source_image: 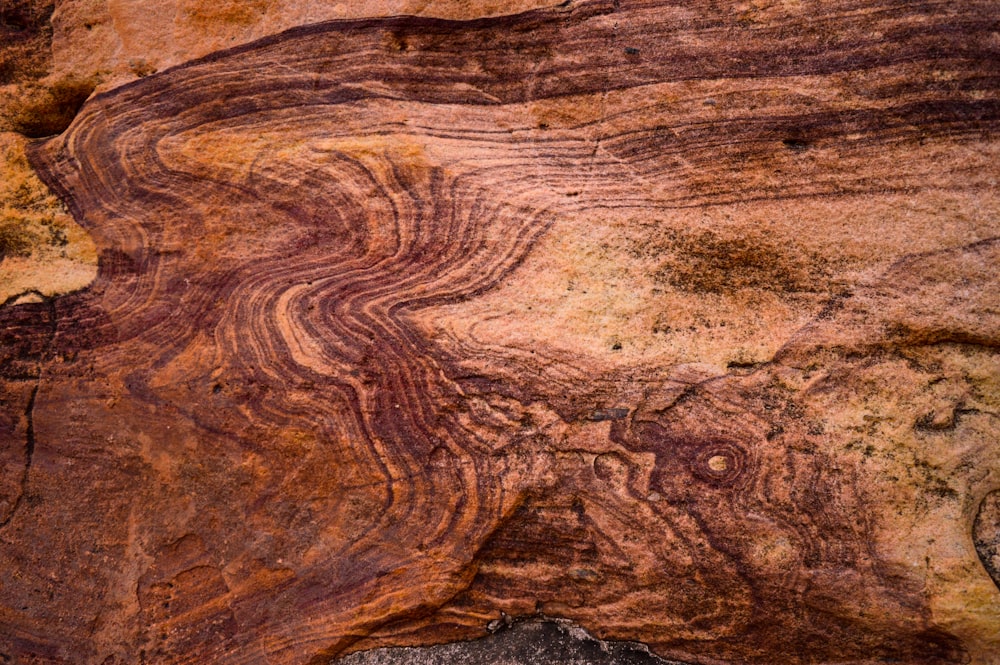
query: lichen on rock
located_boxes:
[0,132,96,303]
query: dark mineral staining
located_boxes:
[653,229,827,295]
[973,490,1000,590]
[0,0,54,85]
[588,408,629,421]
[7,75,98,138]
[782,138,810,151]
[0,221,38,259]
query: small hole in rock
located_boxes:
[782,138,809,152]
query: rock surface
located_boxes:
[0,132,96,303]
[1,1,999,664]
[0,0,99,300]
[335,618,681,665]
[49,0,561,90]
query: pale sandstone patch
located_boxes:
[0,132,97,302]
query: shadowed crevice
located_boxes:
[974,489,1000,591]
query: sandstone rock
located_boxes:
[50,0,562,91]
[0,132,96,303]
[0,0,52,88]
[0,0,99,298]
[1,1,560,296]
[1,1,998,664]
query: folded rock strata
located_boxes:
[0,1,998,664]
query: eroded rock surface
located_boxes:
[0,0,100,299]
[0,133,96,303]
[335,619,681,665]
[1,1,998,664]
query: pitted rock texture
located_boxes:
[335,619,681,665]
[1,1,999,664]
[0,0,52,87]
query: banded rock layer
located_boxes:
[2,1,1000,664]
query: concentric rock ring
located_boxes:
[689,440,747,487]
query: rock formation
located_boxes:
[1,1,998,664]
[336,618,682,665]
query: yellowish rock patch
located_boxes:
[0,132,97,303]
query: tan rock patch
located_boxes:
[0,132,96,302]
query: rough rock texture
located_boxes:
[1,1,999,664]
[0,0,99,300]
[335,618,681,665]
[0,133,96,303]
[0,0,96,138]
[0,0,53,88]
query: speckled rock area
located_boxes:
[335,619,681,665]
[0,1,998,664]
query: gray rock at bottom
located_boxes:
[334,619,685,665]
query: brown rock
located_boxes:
[50,0,562,90]
[0,0,52,88]
[1,1,999,664]
[0,0,99,298]
[1,1,559,295]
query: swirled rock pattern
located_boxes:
[47,0,562,89]
[2,1,999,664]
